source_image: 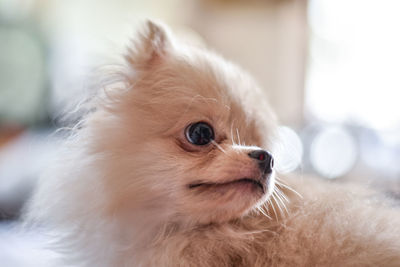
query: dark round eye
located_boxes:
[185,122,214,146]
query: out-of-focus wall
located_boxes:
[187,0,308,127]
[1,0,307,127]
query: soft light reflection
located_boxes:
[272,126,303,174]
[307,0,400,130]
[310,126,357,179]
[360,129,400,174]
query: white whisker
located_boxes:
[211,140,226,154]
[257,205,272,220]
[275,179,302,198]
[236,128,241,146]
[272,193,283,216]
[275,187,290,203]
[230,124,236,146]
[274,191,289,215]
[268,195,279,221]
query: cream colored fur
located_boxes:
[25,20,400,267]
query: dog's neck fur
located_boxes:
[116,207,283,267]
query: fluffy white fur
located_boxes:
[25,20,400,267]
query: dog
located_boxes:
[26,20,400,267]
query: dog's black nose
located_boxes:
[248,150,274,174]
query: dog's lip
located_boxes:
[188,177,265,193]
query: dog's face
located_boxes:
[94,21,277,225]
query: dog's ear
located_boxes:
[126,20,173,69]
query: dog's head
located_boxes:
[92,21,277,225]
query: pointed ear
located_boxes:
[126,20,173,69]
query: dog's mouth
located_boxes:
[188,178,265,194]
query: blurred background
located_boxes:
[0,0,399,265]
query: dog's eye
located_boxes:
[185,122,214,146]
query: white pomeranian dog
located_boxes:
[26,20,400,267]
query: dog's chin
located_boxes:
[183,173,275,224]
[188,177,266,195]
